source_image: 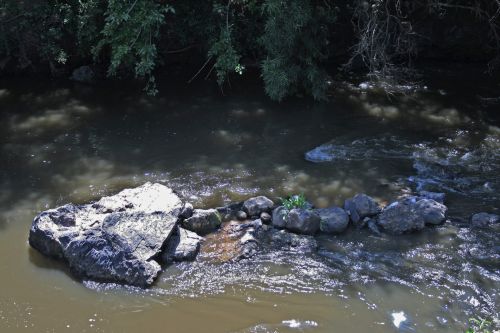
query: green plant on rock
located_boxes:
[466,316,494,333]
[281,193,308,211]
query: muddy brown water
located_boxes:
[0,70,499,332]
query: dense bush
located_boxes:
[0,0,498,99]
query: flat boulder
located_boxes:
[242,196,274,217]
[315,207,349,234]
[29,183,183,287]
[181,209,222,235]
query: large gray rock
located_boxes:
[414,199,447,225]
[316,207,349,234]
[377,200,425,234]
[344,194,381,226]
[242,196,274,217]
[181,209,221,235]
[29,183,183,287]
[471,212,500,228]
[286,208,320,235]
[162,227,203,263]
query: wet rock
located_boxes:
[377,200,425,234]
[260,212,272,224]
[29,183,183,287]
[70,65,94,83]
[471,212,500,228]
[236,210,247,221]
[315,207,349,234]
[216,201,243,219]
[415,199,447,225]
[418,191,445,204]
[242,196,274,217]
[367,218,382,235]
[286,208,320,235]
[162,227,203,263]
[269,229,318,254]
[272,206,288,228]
[344,194,380,226]
[179,203,194,219]
[182,209,222,235]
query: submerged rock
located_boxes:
[471,212,500,228]
[182,209,222,235]
[29,183,183,287]
[242,196,274,217]
[315,207,349,234]
[286,208,320,235]
[418,191,445,204]
[162,227,203,263]
[269,229,318,254]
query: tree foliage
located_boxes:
[0,0,498,99]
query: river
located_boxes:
[0,68,498,332]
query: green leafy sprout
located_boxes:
[281,193,309,211]
[466,316,494,333]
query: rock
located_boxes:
[260,212,272,224]
[269,229,318,254]
[216,201,243,219]
[418,191,445,204]
[414,199,447,225]
[272,206,288,228]
[29,183,183,287]
[471,212,500,228]
[367,218,382,235]
[162,227,203,263]
[377,200,425,234]
[242,196,274,217]
[181,209,221,235]
[344,194,381,224]
[70,66,94,83]
[179,203,194,219]
[236,210,247,221]
[286,208,320,235]
[315,207,349,234]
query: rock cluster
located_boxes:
[33,183,489,289]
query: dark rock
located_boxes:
[377,200,425,234]
[29,183,183,287]
[315,207,349,234]
[260,212,272,224]
[179,203,194,219]
[269,229,318,254]
[242,196,274,217]
[414,199,447,225]
[344,194,381,225]
[236,210,247,221]
[70,66,94,83]
[418,191,445,204]
[162,227,203,263]
[367,218,382,235]
[286,208,320,235]
[216,201,244,218]
[471,212,500,228]
[272,206,288,228]
[182,209,222,235]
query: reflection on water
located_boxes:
[0,72,498,332]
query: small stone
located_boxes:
[162,227,203,263]
[260,212,272,224]
[182,209,222,235]
[236,211,247,221]
[179,203,194,219]
[242,196,274,217]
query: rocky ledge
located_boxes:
[29,183,498,288]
